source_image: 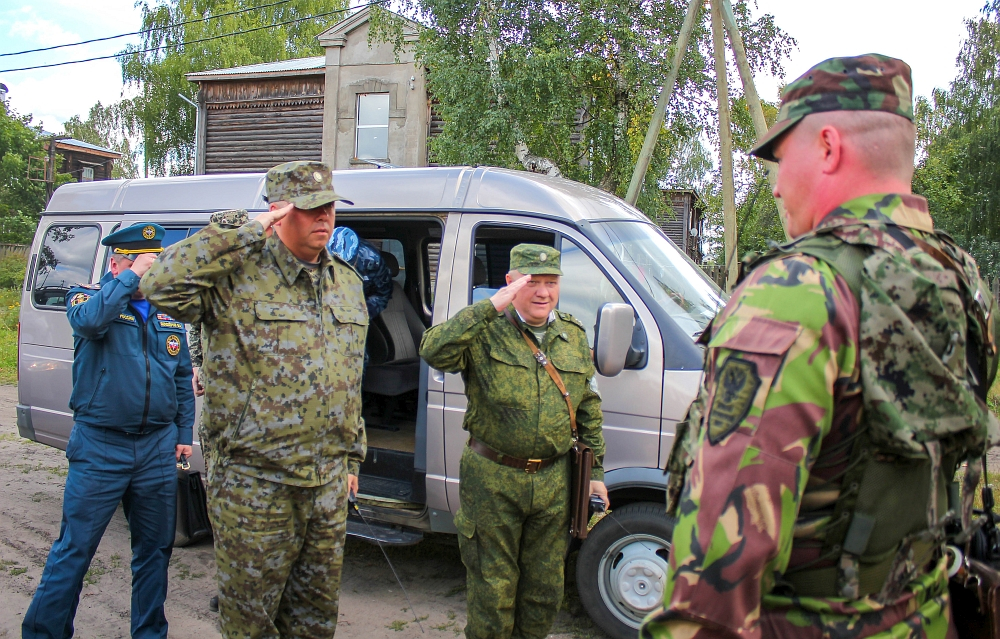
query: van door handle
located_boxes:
[430,369,444,384]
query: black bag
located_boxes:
[175,469,212,546]
[950,457,1000,638]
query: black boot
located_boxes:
[209,595,219,612]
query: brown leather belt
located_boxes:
[467,437,561,474]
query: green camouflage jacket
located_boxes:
[419,299,605,480]
[143,220,368,484]
[642,193,997,639]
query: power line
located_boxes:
[0,2,382,74]
[0,0,295,59]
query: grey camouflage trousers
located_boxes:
[207,457,349,639]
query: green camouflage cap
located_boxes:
[265,160,354,210]
[750,54,914,162]
[209,209,249,227]
[510,244,562,276]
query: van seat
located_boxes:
[363,254,424,398]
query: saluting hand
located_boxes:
[490,274,532,312]
[256,203,293,232]
[129,253,157,277]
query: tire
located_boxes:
[576,501,674,639]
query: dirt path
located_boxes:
[0,386,605,638]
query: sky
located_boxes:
[0,0,990,135]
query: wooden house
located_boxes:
[659,189,704,263]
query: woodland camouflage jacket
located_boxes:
[143,220,369,485]
[419,299,606,480]
[642,193,999,639]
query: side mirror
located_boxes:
[593,303,634,377]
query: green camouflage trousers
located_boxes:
[455,446,572,639]
[207,457,349,639]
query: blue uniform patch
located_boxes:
[117,313,137,324]
[69,292,90,307]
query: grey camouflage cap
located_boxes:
[209,209,249,227]
[265,161,354,209]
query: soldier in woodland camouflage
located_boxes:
[642,55,1000,639]
[143,161,366,639]
[419,244,608,639]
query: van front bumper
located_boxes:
[16,404,36,441]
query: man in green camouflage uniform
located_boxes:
[419,244,608,639]
[641,55,1000,639]
[144,161,367,639]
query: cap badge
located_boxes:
[313,171,324,182]
[165,334,181,357]
[142,226,156,240]
[539,253,547,262]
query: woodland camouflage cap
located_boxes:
[265,161,354,209]
[750,54,914,162]
[510,244,562,276]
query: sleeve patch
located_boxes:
[708,358,761,445]
[69,292,91,306]
[716,316,801,355]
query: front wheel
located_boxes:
[576,501,674,639]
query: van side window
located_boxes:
[558,238,625,346]
[470,225,555,305]
[32,225,101,309]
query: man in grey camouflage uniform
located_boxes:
[186,208,249,615]
[144,161,367,638]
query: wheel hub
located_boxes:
[598,534,669,627]
[613,551,665,612]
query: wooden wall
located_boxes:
[201,75,325,174]
[57,148,115,181]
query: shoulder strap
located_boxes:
[793,240,868,303]
[504,309,578,440]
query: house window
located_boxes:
[356,93,390,160]
[81,167,94,182]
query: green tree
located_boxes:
[914,3,1000,277]
[119,0,351,176]
[0,102,70,244]
[376,0,793,219]
[62,101,141,180]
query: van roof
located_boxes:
[45,166,651,224]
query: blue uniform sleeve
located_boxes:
[66,271,140,340]
[173,332,196,446]
[356,239,393,318]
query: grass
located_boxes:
[0,287,20,385]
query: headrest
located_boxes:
[381,251,400,277]
[473,256,488,286]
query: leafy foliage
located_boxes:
[914,4,1000,277]
[62,102,141,180]
[378,0,794,221]
[0,102,70,244]
[118,0,351,176]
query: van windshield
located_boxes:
[589,221,726,339]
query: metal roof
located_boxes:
[44,166,651,224]
[186,56,325,81]
[56,138,122,157]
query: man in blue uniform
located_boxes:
[22,223,196,639]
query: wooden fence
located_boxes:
[0,244,29,261]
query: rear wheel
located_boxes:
[576,501,673,639]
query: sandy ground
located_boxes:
[0,386,606,638]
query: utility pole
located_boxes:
[627,0,786,290]
[710,1,738,291]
